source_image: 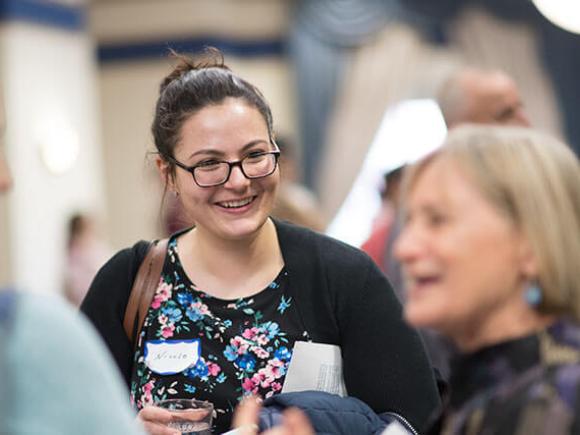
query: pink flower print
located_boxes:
[251,372,266,386]
[264,364,281,380]
[256,334,269,346]
[158,314,169,326]
[192,301,209,316]
[242,377,256,393]
[251,371,272,389]
[242,327,260,340]
[141,380,155,406]
[270,358,285,368]
[161,324,175,338]
[271,382,282,392]
[151,280,172,309]
[230,336,250,355]
[251,346,270,359]
[207,362,221,377]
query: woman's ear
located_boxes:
[155,154,177,193]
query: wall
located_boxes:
[0,1,106,294]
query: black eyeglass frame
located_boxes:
[163,150,281,188]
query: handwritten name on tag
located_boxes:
[144,339,200,375]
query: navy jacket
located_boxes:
[259,391,417,435]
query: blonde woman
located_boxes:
[396,125,580,434]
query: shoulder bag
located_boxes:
[122,239,168,349]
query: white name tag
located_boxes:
[144,339,201,375]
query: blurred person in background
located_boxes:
[360,166,403,269]
[0,147,12,193]
[437,68,530,128]
[365,66,532,278]
[0,142,142,434]
[270,135,326,232]
[396,125,580,435]
[64,212,111,307]
[81,49,440,434]
[362,67,533,381]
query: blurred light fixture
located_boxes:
[531,0,580,34]
[38,118,80,175]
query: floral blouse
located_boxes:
[130,237,308,433]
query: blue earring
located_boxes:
[524,281,543,307]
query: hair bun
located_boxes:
[160,47,228,93]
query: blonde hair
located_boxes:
[403,125,580,320]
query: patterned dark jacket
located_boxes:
[428,321,580,435]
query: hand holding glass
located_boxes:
[155,399,214,434]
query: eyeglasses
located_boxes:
[164,150,281,187]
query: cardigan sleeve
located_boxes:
[337,257,440,432]
[80,241,149,387]
[273,220,440,431]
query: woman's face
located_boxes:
[395,157,535,348]
[163,98,279,241]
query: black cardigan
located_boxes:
[81,220,440,430]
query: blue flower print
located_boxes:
[186,304,203,322]
[224,345,238,362]
[184,359,209,379]
[216,373,227,384]
[277,296,292,314]
[274,346,292,362]
[184,384,197,394]
[161,305,183,323]
[177,292,193,307]
[264,322,280,339]
[237,354,257,372]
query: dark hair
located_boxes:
[152,48,275,173]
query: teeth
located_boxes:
[220,197,253,208]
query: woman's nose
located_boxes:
[224,164,250,189]
[394,225,421,264]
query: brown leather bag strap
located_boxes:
[123,238,168,349]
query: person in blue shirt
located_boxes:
[0,142,143,435]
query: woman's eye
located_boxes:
[428,213,447,227]
[197,160,220,168]
[245,151,267,162]
[195,160,223,172]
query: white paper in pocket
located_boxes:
[144,339,200,375]
[282,341,347,397]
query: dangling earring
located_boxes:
[524,281,543,307]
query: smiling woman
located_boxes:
[81,48,440,435]
[396,125,580,435]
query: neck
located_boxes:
[452,299,555,353]
[179,219,283,297]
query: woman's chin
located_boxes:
[404,304,443,331]
[214,215,269,241]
